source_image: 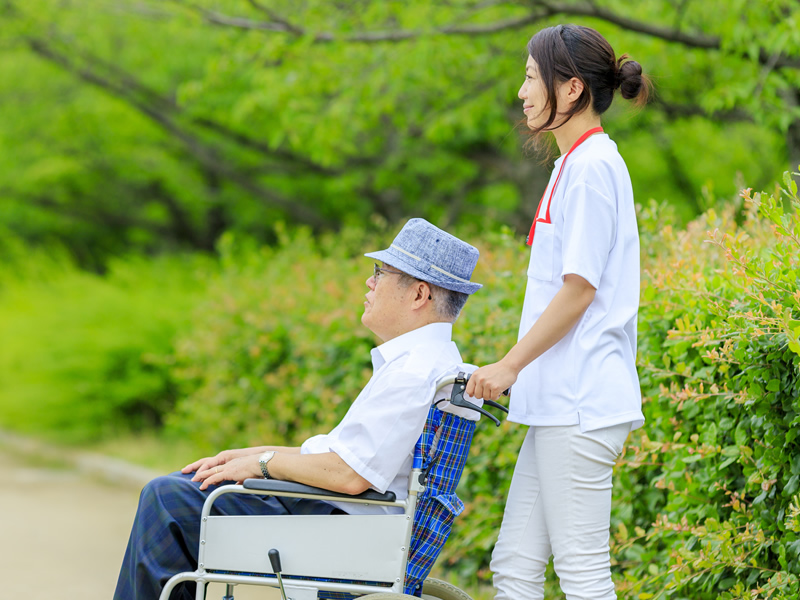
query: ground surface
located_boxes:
[0,445,274,599]
[1,446,141,599]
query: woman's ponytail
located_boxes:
[616,54,650,105]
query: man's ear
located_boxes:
[411,281,433,307]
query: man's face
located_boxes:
[362,263,413,342]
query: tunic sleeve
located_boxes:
[560,181,616,289]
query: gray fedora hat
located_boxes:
[365,218,482,295]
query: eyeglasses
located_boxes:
[373,263,406,281]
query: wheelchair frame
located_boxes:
[159,373,504,600]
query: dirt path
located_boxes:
[0,447,140,599]
[0,446,273,600]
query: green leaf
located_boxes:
[722,444,740,457]
[785,475,800,496]
[784,171,798,196]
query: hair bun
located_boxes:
[616,58,644,100]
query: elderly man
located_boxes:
[114,218,482,600]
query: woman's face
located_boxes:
[519,55,578,130]
[518,55,550,130]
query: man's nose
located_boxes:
[366,275,376,290]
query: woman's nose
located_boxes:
[518,83,526,99]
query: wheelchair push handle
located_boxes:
[419,372,509,485]
[436,371,509,427]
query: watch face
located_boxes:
[259,451,275,479]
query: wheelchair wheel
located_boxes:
[421,578,474,600]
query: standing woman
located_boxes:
[465,24,649,599]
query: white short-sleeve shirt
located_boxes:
[509,133,645,432]
[301,322,477,515]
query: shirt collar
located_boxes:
[554,131,608,167]
[370,322,454,370]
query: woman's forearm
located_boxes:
[466,273,596,400]
[503,273,596,373]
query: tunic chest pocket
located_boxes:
[527,221,556,281]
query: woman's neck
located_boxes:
[551,111,602,156]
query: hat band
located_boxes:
[430,265,470,284]
[390,244,471,285]
[390,244,421,261]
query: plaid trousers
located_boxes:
[114,471,340,600]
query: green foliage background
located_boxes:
[0,234,213,440]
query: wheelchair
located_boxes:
[159,373,507,600]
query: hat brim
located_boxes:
[365,249,482,295]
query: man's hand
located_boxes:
[182,448,263,478]
[194,454,263,491]
[466,360,519,401]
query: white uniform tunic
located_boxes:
[301,322,477,515]
[508,133,645,432]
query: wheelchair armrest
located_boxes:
[242,478,397,503]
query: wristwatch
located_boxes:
[258,450,276,479]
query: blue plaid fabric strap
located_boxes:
[403,405,476,596]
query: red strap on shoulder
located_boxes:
[526,127,604,246]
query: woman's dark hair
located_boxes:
[525,24,651,139]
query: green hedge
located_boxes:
[611,174,800,599]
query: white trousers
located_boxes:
[491,423,630,600]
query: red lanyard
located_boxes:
[526,127,604,245]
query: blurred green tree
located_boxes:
[0,0,795,265]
